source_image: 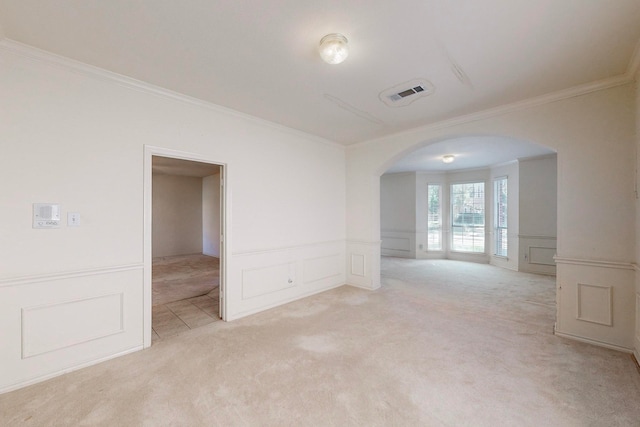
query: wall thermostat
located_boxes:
[33,203,61,228]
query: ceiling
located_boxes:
[385,136,554,173]
[1,1,639,146]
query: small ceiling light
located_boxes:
[442,154,455,164]
[319,33,349,65]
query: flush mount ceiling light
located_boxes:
[319,33,349,64]
[442,154,455,164]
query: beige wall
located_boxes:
[152,173,203,258]
[518,155,557,275]
[202,173,220,257]
[380,173,417,258]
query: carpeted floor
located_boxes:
[1,258,639,426]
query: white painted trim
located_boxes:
[21,292,125,359]
[554,328,634,354]
[348,74,631,150]
[347,240,382,246]
[226,282,345,321]
[518,235,557,240]
[576,283,613,326]
[0,39,343,150]
[232,239,345,256]
[143,145,230,348]
[518,153,558,163]
[0,264,143,288]
[0,345,143,395]
[554,256,635,271]
[347,282,379,291]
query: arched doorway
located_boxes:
[379,135,557,275]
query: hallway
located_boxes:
[152,254,220,341]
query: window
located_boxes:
[494,177,508,257]
[427,184,442,251]
[451,182,485,253]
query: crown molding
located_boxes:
[1,37,635,152]
[348,72,633,150]
[517,153,557,163]
[0,39,345,150]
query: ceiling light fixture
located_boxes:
[319,33,349,65]
[442,154,455,164]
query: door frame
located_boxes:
[143,145,228,348]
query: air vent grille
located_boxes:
[379,80,435,107]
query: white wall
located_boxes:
[152,173,203,257]
[380,173,417,258]
[347,83,636,352]
[490,161,520,271]
[518,155,557,275]
[0,42,346,392]
[202,173,220,257]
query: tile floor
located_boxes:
[152,292,220,342]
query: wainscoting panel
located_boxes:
[303,254,342,285]
[381,230,415,258]
[229,240,346,320]
[346,240,380,290]
[576,283,612,326]
[242,263,295,299]
[0,266,143,393]
[350,254,366,276]
[519,235,556,275]
[22,293,124,358]
[555,258,634,351]
[529,246,556,266]
[382,237,411,252]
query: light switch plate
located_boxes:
[67,212,80,227]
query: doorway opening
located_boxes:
[143,147,226,347]
[379,135,557,274]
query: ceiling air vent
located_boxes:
[380,79,435,107]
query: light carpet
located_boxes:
[1,258,639,426]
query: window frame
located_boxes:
[493,176,508,258]
[427,183,443,251]
[450,181,486,254]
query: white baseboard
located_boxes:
[554,328,634,353]
[226,282,345,321]
[0,345,143,395]
[346,282,379,291]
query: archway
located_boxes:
[345,86,636,352]
[379,135,557,275]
